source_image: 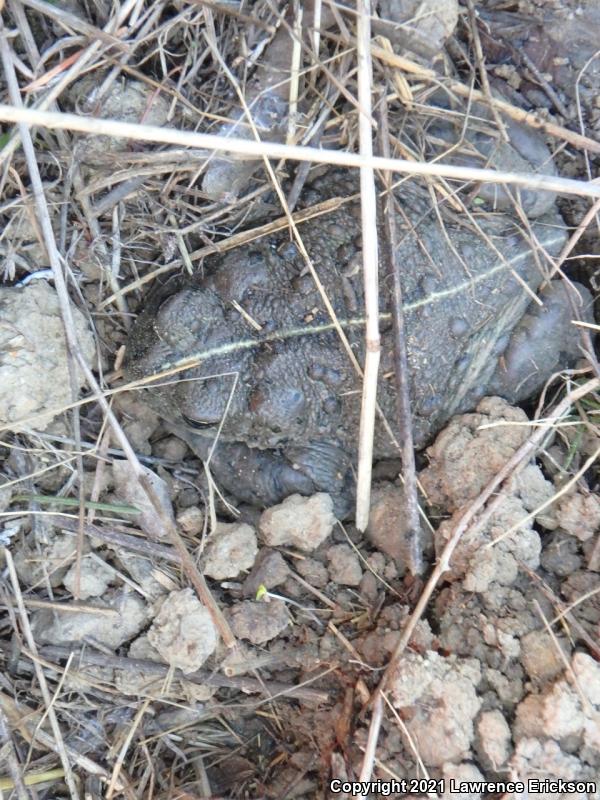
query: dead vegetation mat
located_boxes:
[0,1,599,798]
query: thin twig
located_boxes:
[355,0,380,531]
[38,645,330,703]
[286,4,303,146]
[53,517,181,560]
[378,96,422,575]
[508,42,569,119]
[356,691,383,798]
[1,105,600,198]
[465,0,509,142]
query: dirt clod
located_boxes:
[441,762,485,800]
[147,588,218,673]
[367,484,412,567]
[258,493,336,551]
[326,543,362,585]
[476,709,512,771]
[295,556,329,588]
[242,548,289,597]
[202,521,258,580]
[33,591,149,649]
[420,396,531,511]
[520,630,570,683]
[0,283,94,431]
[389,650,482,766]
[176,505,204,536]
[556,491,600,541]
[228,599,290,644]
[62,554,114,599]
[69,76,171,163]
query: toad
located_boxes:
[126,169,591,516]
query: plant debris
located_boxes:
[0,0,599,797]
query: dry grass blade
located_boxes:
[3,550,80,800]
[355,0,380,532]
[1,597,120,615]
[465,0,508,142]
[106,698,151,799]
[1,104,600,198]
[0,705,30,800]
[369,42,600,155]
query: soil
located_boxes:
[0,1,599,799]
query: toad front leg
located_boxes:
[178,428,354,518]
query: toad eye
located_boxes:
[182,413,218,430]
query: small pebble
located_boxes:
[203,522,258,580]
[229,599,290,644]
[327,543,362,586]
[177,506,204,536]
[242,548,289,597]
[259,493,336,551]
